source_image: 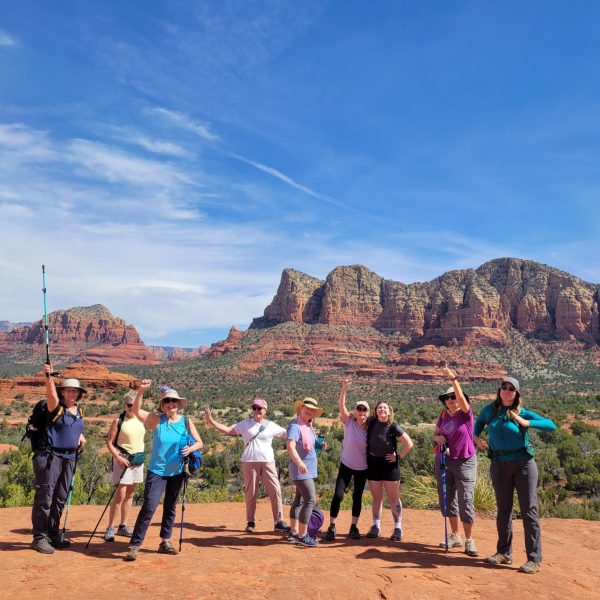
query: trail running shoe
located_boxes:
[157,540,178,555]
[440,532,462,548]
[390,528,403,542]
[124,545,140,561]
[274,520,291,532]
[287,532,300,543]
[465,538,479,557]
[349,524,361,540]
[366,525,380,538]
[485,552,512,565]
[245,521,255,533]
[31,538,55,554]
[104,527,115,542]
[118,524,133,537]
[50,537,71,549]
[295,534,319,548]
[519,561,541,574]
[324,524,336,541]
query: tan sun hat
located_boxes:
[293,397,324,417]
[56,378,88,394]
[159,389,187,410]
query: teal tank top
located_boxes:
[148,415,186,476]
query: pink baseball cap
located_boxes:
[251,398,268,409]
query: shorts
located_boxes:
[112,460,144,485]
[367,453,400,482]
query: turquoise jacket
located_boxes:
[474,404,556,461]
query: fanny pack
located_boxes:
[487,446,535,460]
[117,448,147,466]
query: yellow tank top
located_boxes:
[115,415,146,454]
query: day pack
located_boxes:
[183,416,203,475]
[308,508,324,537]
[22,400,64,452]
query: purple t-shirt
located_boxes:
[435,407,476,461]
[341,418,368,471]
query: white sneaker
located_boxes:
[440,532,462,548]
[465,538,479,556]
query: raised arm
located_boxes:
[44,363,60,412]
[444,367,469,414]
[131,379,158,430]
[204,406,238,435]
[338,378,352,423]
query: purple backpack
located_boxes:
[308,508,324,537]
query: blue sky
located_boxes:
[1,1,599,348]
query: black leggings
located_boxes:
[329,462,368,519]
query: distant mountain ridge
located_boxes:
[251,258,600,346]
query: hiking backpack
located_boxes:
[22,400,64,452]
[183,416,203,475]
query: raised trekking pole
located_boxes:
[41,265,61,377]
[59,450,80,544]
[85,468,127,549]
[440,444,449,553]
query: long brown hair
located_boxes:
[493,388,521,413]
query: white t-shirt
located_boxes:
[233,418,286,462]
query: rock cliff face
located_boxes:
[252,259,600,345]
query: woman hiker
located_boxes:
[31,364,86,554]
[324,378,369,541]
[432,367,478,556]
[365,401,413,542]
[474,376,557,574]
[204,399,290,533]
[124,382,203,561]
[103,389,146,541]
[286,397,325,548]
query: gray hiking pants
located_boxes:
[290,478,317,525]
[490,458,542,562]
[435,454,477,524]
[31,451,76,541]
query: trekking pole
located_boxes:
[179,464,189,552]
[85,467,127,549]
[440,447,448,553]
[59,450,80,544]
[41,265,61,377]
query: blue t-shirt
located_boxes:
[148,415,186,476]
[287,421,317,480]
[46,405,84,458]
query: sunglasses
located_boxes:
[163,399,179,404]
[126,403,133,408]
[445,395,457,401]
[355,406,368,412]
[500,384,516,392]
[251,405,264,411]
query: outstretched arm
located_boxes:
[204,407,238,435]
[338,378,352,423]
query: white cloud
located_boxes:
[116,129,191,158]
[0,30,18,47]
[151,107,220,141]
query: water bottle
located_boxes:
[315,434,325,456]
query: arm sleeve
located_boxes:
[287,423,301,442]
[393,423,405,437]
[521,409,557,432]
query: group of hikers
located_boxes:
[30,363,556,574]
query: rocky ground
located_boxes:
[1,502,598,600]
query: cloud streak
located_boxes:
[151,107,220,141]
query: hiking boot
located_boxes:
[31,538,55,554]
[104,527,115,542]
[465,538,479,557]
[295,534,319,548]
[117,524,133,537]
[324,524,336,541]
[440,532,462,549]
[519,561,541,574]
[124,545,140,561]
[274,520,291,532]
[366,525,380,538]
[485,552,512,565]
[158,540,178,555]
[349,524,361,540]
[245,521,255,533]
[50,537,71,549]
[287,532,300,543]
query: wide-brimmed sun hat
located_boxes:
[159,389,187,410]
[56,378,87,394]
[293,397,324,417]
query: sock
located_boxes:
[373,519,381,528]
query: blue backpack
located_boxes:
[183,416,203,475]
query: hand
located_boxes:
[44,363,53,377]
[204,406,212,425]
[474,437,488,451]
[342,377,352,388]
[117,455,131,468]
[508,410,530,428]
[181,445,191,457]
[138,379,152,390]
[385,452,397,463]
[433,435,447,446]
[444,366,457,381]
[77,434,86,453]
[298,461,308,475]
